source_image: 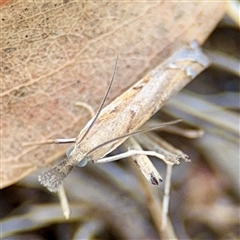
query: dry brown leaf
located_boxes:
[1,1,226,188]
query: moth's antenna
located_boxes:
[85,119,182,156]
[77,54,119,144]
[39,55,120,192]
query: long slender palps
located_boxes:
[39,159,75,192]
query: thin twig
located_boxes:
[205,49,240,76]
[168,91,239,135]
[161,164,173,230]
[58,185,70,219]
[129,156,178,239]
[226,0,240,27]
[74,101,95,118]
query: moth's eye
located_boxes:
[66,146,74,157]
[77,158,88,167]
[66,146,88,167]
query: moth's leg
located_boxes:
[23,138,76,146]
[135,133,190,163]
[124,137,163,186]
[95,150,166,163]
[24,101,95,147]
[95,148,179,165]
[94,138,165,185]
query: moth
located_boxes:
[38,56,177,192]
[38,43,208,192]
